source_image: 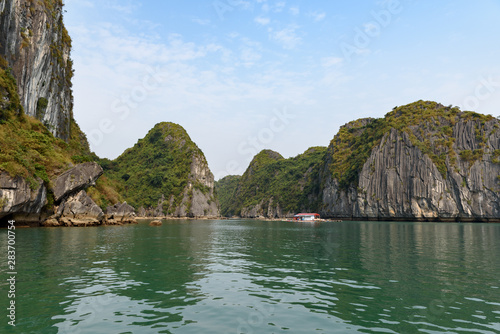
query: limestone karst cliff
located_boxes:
[217,148,326,218]
[102,122,219,218]
[320,101,500,221]
[218,101,500,222]
[0,0,105,225]
[0,0,74,140]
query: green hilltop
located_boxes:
[327,100,497,189]
[217,100,500,218]
[96,122,209,211]
[217,147,327,216]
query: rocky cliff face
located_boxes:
[157,151,219,218]
[321,101,500,221]
[240,197,292,218]
[0,172,47,221]
[182,153,219,217]
[0,0,73,140]
[221,101,500,222]
[0,162,107,225]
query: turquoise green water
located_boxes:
[1,220,500,333]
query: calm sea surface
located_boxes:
[1,220,500,333]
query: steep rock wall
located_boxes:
[164,152,219,218]
[0,0,73,140]
[321,118,500,221]
[240,197,294,218]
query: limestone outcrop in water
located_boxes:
[101,122,219,218]
[0,172,47,222]
[0,160,140,226]
[55,190,104,226]
[106,202,136,224]
[321,103,500,221]
[218,101,500,222]
[1,162,104,224]
[217,148,326,218]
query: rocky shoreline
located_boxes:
[0,162,136,227]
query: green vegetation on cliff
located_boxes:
[101,122,205,210]
[328,100,496,190]
[218,147,326,216]
[217,100,500,217]
[0,58,94,188]
[215,175,241,217]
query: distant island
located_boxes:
[217,101,500,222]
[1,0,500,225]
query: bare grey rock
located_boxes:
[56,190,104,222]
[52,162,103,202]
[137,207,147,217]
[321,118,500,221]
[0,172,46,220]
[106,202,136,223]
[158,152,219,218]
[240,198,293,218]
[0,0,73,140]
[106,202,135,216]
[0,162,105,224]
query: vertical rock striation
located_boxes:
[321,102,500,221]
[220,101,500,222]
[0,0,73,140]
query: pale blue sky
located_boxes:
[64,0,500,179]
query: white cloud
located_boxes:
[238,38,262,67]
[254,16,270,26]
[105,0,141,14]
[268,25,302,49]
[309,11,326,22]
[289,6,299,16]
[192,18,211,26]
[240,47,262,66]
[238,0,255,11]
[321,57,343,67]
[274,2,286,12]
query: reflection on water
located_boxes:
[0,220,499,333]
